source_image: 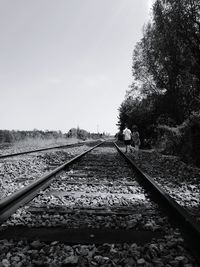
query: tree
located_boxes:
[118,0,200,143]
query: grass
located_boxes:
[10,137,81,150]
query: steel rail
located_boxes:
[114,142,200,264]
[0,141,104,225]
[0,140,100,159]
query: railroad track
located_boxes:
[0,140,102,200]
[0,140,100,159]
[0,141,199,266]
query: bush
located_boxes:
[156,112,200,165]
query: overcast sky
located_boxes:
[0,0,154,135]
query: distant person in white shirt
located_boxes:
[123,125,132,153]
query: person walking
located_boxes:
[123,125,132,153]
[131,125,141,159]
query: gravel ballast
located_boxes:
[0,143,199,266]
[129,149,200,223]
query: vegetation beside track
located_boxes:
[117,0,200,166]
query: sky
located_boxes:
[0,0,154,135]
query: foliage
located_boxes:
[117,94,157,144]
[0,127,106,144]
[67,127,106,140]
[118,0,200,150]
[156,112,200,165]
[0,129,65,143]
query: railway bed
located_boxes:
[0,140,101,159]
[125,146,200,224]
[0,142,199,266]
[0,142,99,200]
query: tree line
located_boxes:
[0,130,65,143]
[67,127,106,140]
[118,0,200,149]
[0,128,106,144]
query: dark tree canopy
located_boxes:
[118,0,200,143]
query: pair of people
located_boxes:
[123,125,140,158]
